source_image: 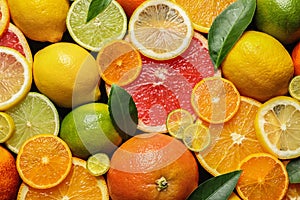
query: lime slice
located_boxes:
[166,108,194,139]
[86,153,110,176]
[289,75,300,101]
[66,0,127,51]
[183,123,211,152]
[5,92,59,154]
[0,112,15,143]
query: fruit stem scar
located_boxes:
[155,176,168,191]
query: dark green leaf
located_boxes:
[86,0,112,23]
[187,170,242,200]
[208,0,256,69]
[287,157,300,183]
[108,84,138,141]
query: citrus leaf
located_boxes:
[187,170,242,200]
[108,84,138,141]
[208,0,256,69]
[287,157,300,183]
[86,0,112,23]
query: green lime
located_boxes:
[254,0,300,44]
[66,0,127,51]
[5,92,60,153]
[289,75,300,101]
[60,103,122,159]
[0,112,15,143]
[87,153,110,176]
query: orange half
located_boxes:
[0,0,9,36]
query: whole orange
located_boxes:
[0,146,20,200]
[116,0,146,17]
[107,133,199,200]
[292,41,300,75]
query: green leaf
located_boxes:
[86,0,112,23]
[108,84,138,141]
[187,170,242,200]
[208,0,256,69]
[287,157,300,183]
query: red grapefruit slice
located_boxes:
[0,0,9,37]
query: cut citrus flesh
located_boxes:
[17,157,109,200]
[289,75,300,101]
[0,0,9,36]
[191,77,240,124]
[236,153,289,200]
[128,0,194,60]
[0,46,32,111]
[284,183,300,200]
[16,134,72,189]
[173,0,236,33]
[87,153,111,176]
[166,108,194,139]
[66,0,127,51]
[97,40,142,86]
[183,123,211,152]
[196,96,266,176]
[0,112,14,143]
[255,96,300,159]
[5,92,60,154]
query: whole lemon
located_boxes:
[7,0,69,42]
[221,31,294,102]
[33,42,101,108]
[254,0,300,44]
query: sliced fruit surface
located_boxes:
[87,153,111,176]
[289,75,300,101]
[0,112,14,143]
[0,0,10,36]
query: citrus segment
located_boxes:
[66,0,127,51]
[87,153,110,176]
[183,123,211,152]
[289,75,300,101]
[128,0,194,60]
[0,47,32,111]
[236,153,289,200]
[0,112,14,143]
[284,183,300,200]
[196,96,266,176]
[0,0,10,36]
[255,96,300,159]
[16,134,72,189]
[5,92,60,154]
[191,77,240,124]
[97,40,142,86]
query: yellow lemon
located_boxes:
[221,31,294,102]
[7,0,69,42]
[33,42,101,108]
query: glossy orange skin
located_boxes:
[107,133,199,200]
[116,0,146,17]
[292,41,300,75]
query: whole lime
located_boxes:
[254,0,300,44]
[60,103,122,159]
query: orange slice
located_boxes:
[191,77,240,124]
[17,157,109,200]
[16,134,72,189]
[97,40,142,86]
[0,0,9,36]
[173,0,236,33]
[236,153,289,200]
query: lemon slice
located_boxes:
[128,0,194,60]
[87,153,110,176]
[289,75,300,101]
[0,112,15,143]
[183,123,211,152]
[255,96,300,159]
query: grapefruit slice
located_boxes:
[116,32,219,133]
[0,0,9,36]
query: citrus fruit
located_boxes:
[0,0,10,36]
[7,0,69,42]
[17,157,109,200]
[166,108,195,139]
[289,75,300,101]
[16,134,72,189]
[0,146,20,200]
[0,46,32,111]
[97,39,142,86]
[236,153,289,200]
[33,42,101,108]
[196,96,266,176]
[0,23,33,66]
[221,31,294,102]
[292,41,300,75]
[283,183,300,200]
[255,96,300,159]
[116,0,145,16]
[128,0,194,60]
[173,0,236,33]
[60,103,122,159]
[254,0,300,44]
[87,153,110,176]
[229,192,241,200]
[191,77,240,124]
[5,92,60,154]
[66,0,127,51]
[118,32,217,133]
[0,112,14,143]
[107,133,199,200]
